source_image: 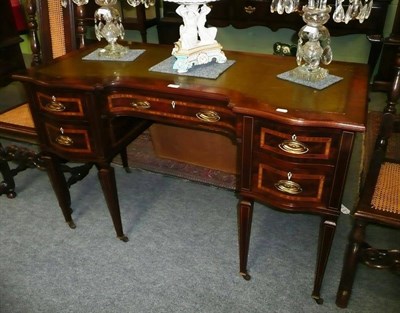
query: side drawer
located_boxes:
[35,90,87,118]
[254,121,342,164]
[43,121,94,156]
[253,153,335,207]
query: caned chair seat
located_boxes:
[0,103,34,127]
[0,103,36,141]
[370,162,400,215]
[0,103,39,198]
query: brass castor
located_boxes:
[118,235,129,242]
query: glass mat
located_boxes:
[82,48,145,62]
[149,56,236,79]
[277,70,343,90]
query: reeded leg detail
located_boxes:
[42,155,74,228]
[97,164,128,242]
[238,198,254,281]
[311,217,338,305]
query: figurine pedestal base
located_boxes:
[98,43,129,59]
[171,41,227,73]
[290,65,329,82]
[277,69,342,90]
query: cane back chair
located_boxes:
[335,50,400,308]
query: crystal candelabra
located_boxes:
[271,0,373,82]
[65,0,155,57]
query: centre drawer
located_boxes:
[107,93,235,132]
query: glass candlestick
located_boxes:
[271,0,374,82]
[94,0,128,58]
[69,0,155,58]
[127,0,155,8]
[293,5,332,81]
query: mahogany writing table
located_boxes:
[13,42,368,303]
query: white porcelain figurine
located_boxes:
[165,0,227,73]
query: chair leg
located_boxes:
[0,158,17,198]
[119,147,131,173]
[336,219,367,308]
[0,142,17,198]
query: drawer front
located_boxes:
[255,121,341,164]
[43,122,94,156]
[107,93,235,131]
[234,1,269,21]
[35,90,86,118]
[253,154,334,206]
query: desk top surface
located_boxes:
[14,42,369,131]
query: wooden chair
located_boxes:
[0,103,38,197]
[0,0,42,198]
[335,50,400,308]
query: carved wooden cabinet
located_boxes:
[157,0,391,71]
[159,0,390,36]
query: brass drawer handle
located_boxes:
[279,134,309,155]
[131,100,151,109]
[45,96,66,112]
[196,110,220,123]
[244,6,256,14]
[55,127,73,146]
[56,135,74,146]
[274,172,303,195]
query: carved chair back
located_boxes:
[27,0,92,66]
